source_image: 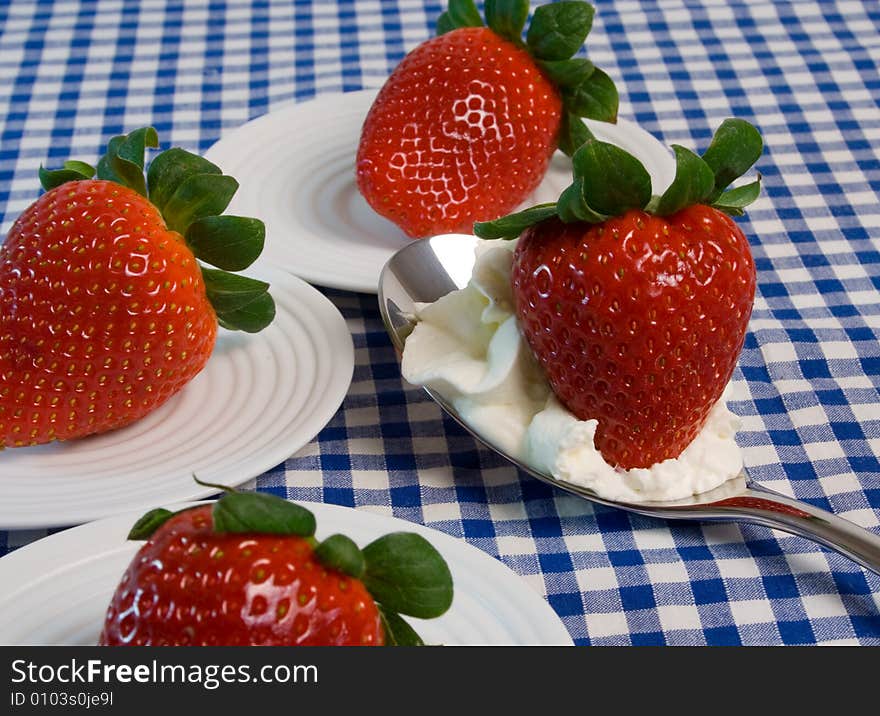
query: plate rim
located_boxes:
[0,500,574,647]
[204,88,675,294]
[0,267,354,530]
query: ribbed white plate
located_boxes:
[205,89,676,294]
[0,265,353,530]
[0,501,573,646]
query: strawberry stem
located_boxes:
[193,474,239,494]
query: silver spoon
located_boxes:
[379,232,880,575]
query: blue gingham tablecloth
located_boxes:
[1,0,878,646]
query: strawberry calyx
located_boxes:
[127,483,454,647]
[437,0,619,155]
[38,128,274,333]
[474,118,764,240]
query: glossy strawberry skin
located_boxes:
[512,206,756,469]
[99,506,385,646]
[0,180,217,447]
[357,26,563,239]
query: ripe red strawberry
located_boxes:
[100,506,382,646]
[511,208,755,468]
[357,1,618,238]
[0,128,274,447]
[100,489,453,646]
[476,119,763,470]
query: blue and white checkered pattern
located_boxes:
[1,0,878,645]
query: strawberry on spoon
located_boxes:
[357,0,619,238]
[0,129,274,447]
[475,119,763,470]
[100,486,454,646]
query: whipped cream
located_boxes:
[401,238,744,503]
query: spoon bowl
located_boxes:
[379,233,880,575]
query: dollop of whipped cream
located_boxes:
[401,238,744,503]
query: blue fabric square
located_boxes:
[692,579,728,605]
[595,508,632,533]
[322,486,354,506]
[320,452,351,471]
[677,545,714,562]
[539,552,574,574]
[620,585,656,611]
[777,620,816,645]
[851,615,880,639]
[547,592,584,618]
[385,453,417,471]
[832,422,864,441]
[609,549,644,566]
[762,574,800,600]
[631,631,666,646]
[704,626,742,646]
[462,519,495,539]
[389,484,421,508]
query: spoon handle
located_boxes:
[644,483,880,575]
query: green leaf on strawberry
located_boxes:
[96,127,159,197]
[146,147,222,212]
[700,118,764,200]
[186,216,265,271]
[378,606,426,647]
[212,490,317,537]
[527,1,595,61]
[485,0,529,43]
[558,113,592,157]
[59,160,96,178]
[202,269,275,333]
[647,145,716,216]
[127,508,175,540]
[473,203,559,240]
[162,173,239,234]
[537,57,595,88]
[556,178,609,223]
[315,534,366,579]
[362,532,454,619]
[573,136,652,215]
[436,0,483,34]
[435,13,457,35]
[711,178,762,217]
[561,67,619,125]
[39,160,95,190]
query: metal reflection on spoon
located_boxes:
[379,233,880,575]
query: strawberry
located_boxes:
[0,128,274,447]
[357,0,619,238]
[99,487,453,646]
[475,119,763,470]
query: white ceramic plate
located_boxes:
[205,89,676,294]
[0,501,573,646]
[0,265,353,530]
